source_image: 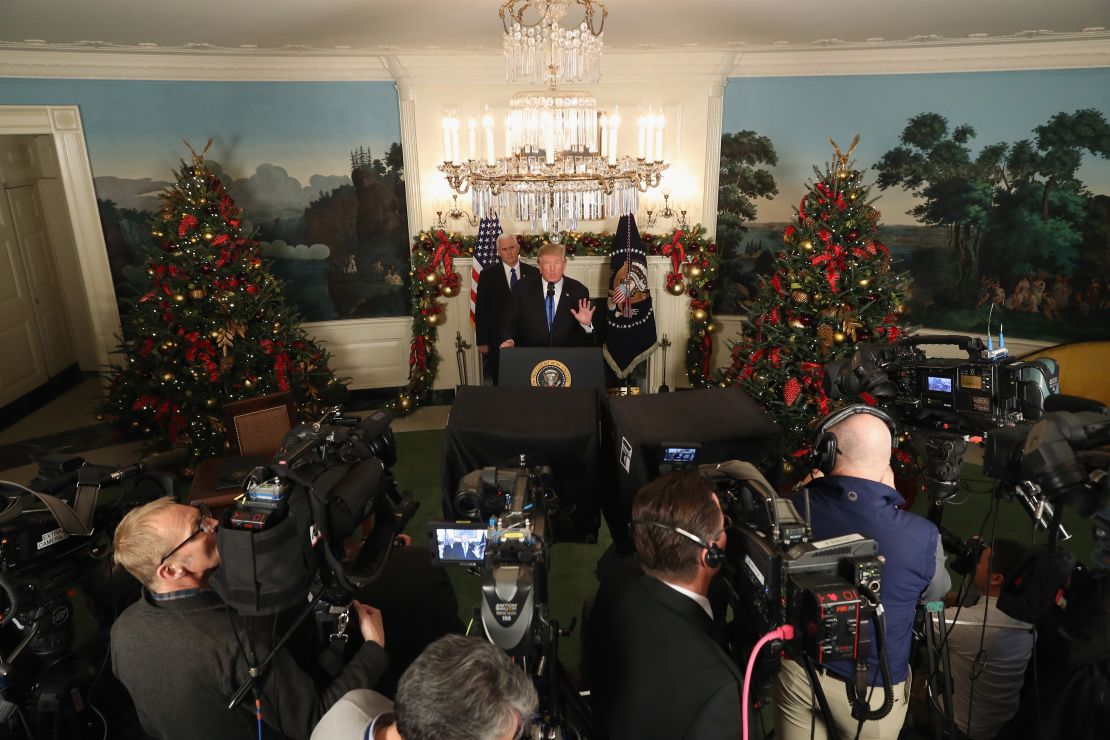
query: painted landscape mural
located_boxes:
[715,68,1110,343]
[0,79,409,321]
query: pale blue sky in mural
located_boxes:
[0,79,402,182]
[724,68,1110,224]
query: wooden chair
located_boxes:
[189,392,296,511]
[223,392,296,456]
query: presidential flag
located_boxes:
[470,216,503,324]
[603,214,658,378]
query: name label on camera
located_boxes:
[811,533,865,549]
[37,527,67,550]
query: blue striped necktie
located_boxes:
[546,283,555,331]
[510,267,517,291]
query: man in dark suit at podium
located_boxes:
[499,242,596,349]
[475,233,539,383]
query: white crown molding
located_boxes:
[728,37,1110,77]
[2,34,1107,83]
[0,48,394,81]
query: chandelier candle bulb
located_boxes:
[451,118,460,164]
[442,116,452,162]
[610,109,620,165]
[638,116,646,159]
[655,113,665,162]
[483,114,495,164]
[468,118,478,161]
[600,114,609,158]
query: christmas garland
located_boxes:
[388,224,722,415]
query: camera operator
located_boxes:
[585,471,743,739]
[922,538,1034,739]
[773,406,950,740]
[110,497,389,740]
[311,634,538,739]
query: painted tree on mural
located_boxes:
[872,113,1007,290]
[875,109,1110,322]
[715,130,778,312]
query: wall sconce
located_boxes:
[645,193,688,230]
[433,193,479,229]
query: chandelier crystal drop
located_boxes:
[500,0,606,86]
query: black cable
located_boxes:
[844,587,894,722]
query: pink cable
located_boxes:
[743,624,795,740]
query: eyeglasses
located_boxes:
[159,504,216,565]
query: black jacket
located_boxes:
[500,273,596,348]
[111,589,388,740]
[475,261,539,381]
[585,569,744,739]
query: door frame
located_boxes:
[0,106,118,374]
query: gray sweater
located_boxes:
[111,589,387,740]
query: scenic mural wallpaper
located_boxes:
[0,79,409,322]
[716,68,1110,344]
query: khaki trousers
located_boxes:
[772,658,910,740]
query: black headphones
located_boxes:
[630,519,726,569]
[810,404,897,475]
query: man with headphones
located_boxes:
[584,471,743,739]
[773,405,951,740]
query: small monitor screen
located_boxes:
[927,375,953,393]
[431,525,488,564]
[663,446,698,464]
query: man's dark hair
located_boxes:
[988,538,1030,581]
[395,635,537,740]
[630,471,721,582]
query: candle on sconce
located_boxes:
[655,113,665,162]
[482,114,495,164]
[467,118,477,161]
[609,109,620,165]
[599,114,609,158]
[450,118,460,164]
[637,115,646,159]
[504,114,513,158]
[442,116,452,163]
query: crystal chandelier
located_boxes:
[439,0,667,233]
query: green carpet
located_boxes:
[392,429,611,675]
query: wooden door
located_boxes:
[0,188,49,407]
[5,185,75,378]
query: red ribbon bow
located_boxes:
[433,230,460,275]
[662,230,686,278]
[811,244,847,291]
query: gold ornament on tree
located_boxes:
[791,289,809,304]
[667,281,686,296]
[817,323,836,354]
[829,134,860,181]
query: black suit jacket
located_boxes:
[585,568,743,740]
[475,261,539,381]
[501,273,596,348]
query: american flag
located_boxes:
[470,216,503,324]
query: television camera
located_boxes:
[701,459,894,724]
[0,450,180,736]
[209,406,417,712]
[430,457,593,737]
[824,335,1059,508]
[823,335,1057,435]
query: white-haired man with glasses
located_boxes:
[311,634,538,739]
[110,497,389,740]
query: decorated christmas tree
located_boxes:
[101,143,345,464]
[721,136,909,461]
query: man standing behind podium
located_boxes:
[475,233,539,383]
[500,242,596,349]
